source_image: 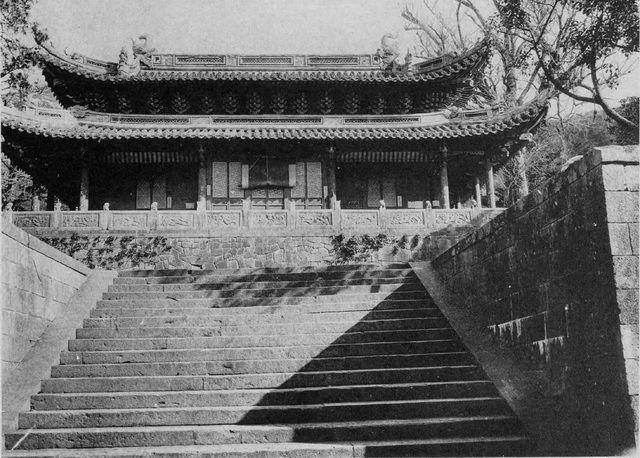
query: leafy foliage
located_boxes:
[402,0,638,131]
[40,234,171,270]
[494,110,618,206]
[1,0,48,106]
[331,234,395,264]
[330,233,425,264]
[610,97,639,144]
[1,152,45,210]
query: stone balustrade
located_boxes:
[3,206,501,236]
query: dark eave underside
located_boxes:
[2,91,549,142]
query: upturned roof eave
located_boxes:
[38,38,490,84]
[1,91,549,143]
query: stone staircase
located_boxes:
[4,263,531,457]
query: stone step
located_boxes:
[82,308,439,329]
[75,318,450,339]
[51,353,475,378]
[107,276,419,293]
[94,295,433,310]
[41,365,486,393]
[101,283,424,300]
[113,268,416,285]
[89,302,437,318]
[31,381,499,411]
[116,264,412,278]
[6,416,520,450]
[19,397,512,429]
[3,436,532,457]
[68,328,458,351]
[60,340,465,365]
[5,263,531,457]
[345,436,532,457]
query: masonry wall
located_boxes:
[432,145,638,455]
[25,230,470,271]
[1,221,90,380]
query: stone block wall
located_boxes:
[432,146,638,455]
[33,230,470,271]
[1,221,90,380]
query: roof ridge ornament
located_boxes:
[118,34,156,77]
[376,33,413,75]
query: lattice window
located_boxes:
[211,162,244,210]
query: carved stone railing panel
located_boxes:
[297,211,332,226]
[434,209,473,226]
[157,212,194,229]
[387,210,425,226]
[13,213,52,228]
[205,211,242,228]
[250,211,288,227]
[7,208,498,234]
[111,212,148,230]
[342,211,379,228]
[62,213,99,228]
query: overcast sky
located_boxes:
[32,0,637,109]
[33,0,408,58]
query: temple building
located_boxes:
[2,36,548,216]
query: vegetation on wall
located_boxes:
[40,234,171,269]
[331,234,423,264]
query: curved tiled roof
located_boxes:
[39,40,490,84]
[2,91,549,142]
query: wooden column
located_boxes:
[327,144,337,209]
[440,151,450,209]
[197,148,207,210]
[79,164,89,211]
[46,192,55,211]
[475,174,482,209]
[485,155,496,209]
[516,147,529,197]
[31,181,40,211]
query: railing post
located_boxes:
[332,199,341,231]
[379,201,387,230]
[196,199,206,230]
[242,198,251,230]
[149,202,158,231]
[424,202,435,229]
[287,200,296,229]
[100,203,112,230]
[2,203,13,224]
[52,202,62,228]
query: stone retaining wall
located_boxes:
[1,221,90,381]
[432,145,639,455]
[33,229,474,271]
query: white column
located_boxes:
[79,165,89,211]
[440,153,450,209]
[485,155,496,209]
[475,174,482,209]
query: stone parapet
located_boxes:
[1,222,90,383]
[431,145,639,455]
[7,207,500,237]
